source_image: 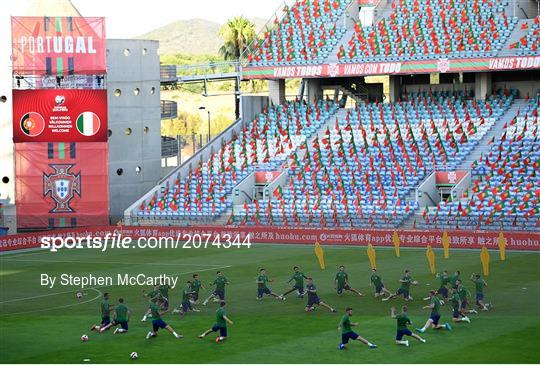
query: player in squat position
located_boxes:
[391,306,426,347]
[435,270,451,300]
[305,277,337,312]
[383,270,417,301]
[416,290,452,333]
[370,268,392,298]
[98,297,131,334]
[335,266,363,297]
[190,273,205,304]
[449,287,471,324]
[173,280,200,314]
[90,292,114,332]
[281,266,308,298]
[338,307,377,350]
[256,268,285,300]
[199,301,234,342]
[146,298,183,340]
[203,271,229,305]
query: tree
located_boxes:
[161,111,202,137]
[219,16,256,60]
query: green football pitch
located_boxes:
[1,244,539,363]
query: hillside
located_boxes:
[138,18,268,55]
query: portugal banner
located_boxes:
[12,89,107,142]
[15,142,109,229]
[11,16,106,75]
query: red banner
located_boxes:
[255,171,282,183]
[12,89,107,143]
[435,171,467,186]
[1,225,539,252]
[15,142,109,229]
[11,16,106,75]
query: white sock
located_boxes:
[397,340,408,346]
[142,315,147,321]
[368,342,374,346]
[173,332,179,338]
[118,329,126,333]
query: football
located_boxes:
[76,292,83,299]
[130,352,138,360]
[81,334,89,342]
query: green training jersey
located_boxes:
[473,278,485,293]
[395,313,411,330]
[289,272,306,287]
[457,286,469,300]
[158,284,170,299]
[400,276,412,290]
[182,285,192,303]
[216,307,227,327]
[371,273,383,287]
[149,302,161,320]
[450,274,460,287]
[115,304,128,322]
[191,279,202,293]
[430,296,441,316]
[101,299,110,317]
[450,292,460,310]
[147,289,162,301]
[438,273,450,287]
[214,276,228,291]
[340,314,353,334]
[257,274,269,289]
[335,272,348,287]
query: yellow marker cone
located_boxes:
[481,246,490,276]
[426,244,436,274]
[367,244,377,269]
[442,231,450,259]
[392,231,401,257]
[314,241,325,270]
[498,232,506,261]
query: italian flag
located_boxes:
[76,112,100,136]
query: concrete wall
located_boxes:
[268,79,285,105]
[416,172,439,207]
[241,95,268,123]
[307,78,323,103]
[232,172,256,205]
[107,39,161,223]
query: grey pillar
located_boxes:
[268,79,286,105]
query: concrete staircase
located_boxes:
[498,19,533,56]
[458,98,528,169]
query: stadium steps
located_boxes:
[458,98,528,170]
[499,19,535,55]
[373,0,394,24]
[326,29,355,63]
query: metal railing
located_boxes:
[160,65,178,84]
[175,61,239,77]
[160,100,178,119]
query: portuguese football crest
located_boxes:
[43,164,81,213]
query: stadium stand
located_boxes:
[420,97,540,231]
[247,0,351,65]
[510,16,540,55]
[136,99,339,223]
[339,0,518,62]
[233,91,517,227]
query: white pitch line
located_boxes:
[0,288,103,316]
[0,265,232,305]
[0,258,227,267]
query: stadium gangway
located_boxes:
[173,61,241,84]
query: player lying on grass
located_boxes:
[383,269,417,301]
[173,280,200,314]
[203,271,229,305]
[370,268,392,298]
[146,298,183,340]
[456,280,478,315]
[471,273,491,311]
[199,301,233,342]
[449,288,471,324]
[141,285,164,322]
[281,266,308,298]
[435,270,451,300]
[256,268,285,300]
[190,273,205,304]
[335,265,363,297]
[305,277,337,312]
[416,290,452,333]
[338,307,377,350]
[90,292,114,332]
[391,306,426,347]
[97,297,131,333]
